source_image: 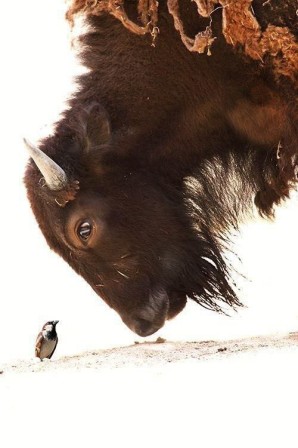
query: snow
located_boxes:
[1,337,298,448]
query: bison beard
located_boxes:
[24,1,298,336]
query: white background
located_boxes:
[1,3,298,448]
[1,0,298,366]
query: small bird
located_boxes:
[35,320,59,361]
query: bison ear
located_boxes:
[82,102,111,151]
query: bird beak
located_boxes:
[53,320,59,325]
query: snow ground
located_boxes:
[1,335,298,448]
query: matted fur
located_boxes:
[67,0,298,83]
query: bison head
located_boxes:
[24,104,239,336]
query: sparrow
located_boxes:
[35,320,59,360]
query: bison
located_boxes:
[24,0,298,336]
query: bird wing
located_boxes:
[48,337,58,359]
[35,333,43,358]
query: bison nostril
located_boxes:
[134,318,158,337]
[122,289,169,337]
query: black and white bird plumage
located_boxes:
[35,320,59,360]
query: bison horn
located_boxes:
[23,138,68,191]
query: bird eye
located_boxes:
[77,221,92,241]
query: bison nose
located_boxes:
[123,314,166,337]
[133,318,161,337]
[121,287,169,337]
[122,317,165,337]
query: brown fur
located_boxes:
[24,1,298,336]
[66,0,298,84]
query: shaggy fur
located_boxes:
[25,1,298,335]
[67,1,298,81]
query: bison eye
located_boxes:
[77,221,92,241]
